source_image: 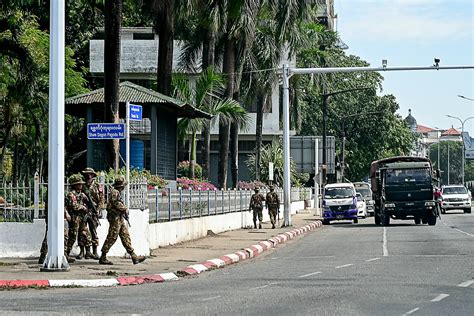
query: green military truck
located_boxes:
[370,156,439,226]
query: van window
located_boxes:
[324,187,354,199]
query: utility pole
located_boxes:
[42,0,69,271]
[446,114,474,185]
[280,62,474,227]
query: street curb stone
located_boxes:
[0,220,322,288]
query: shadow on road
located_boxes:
[327,222,429,228]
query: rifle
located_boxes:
[123,211,131,227]
[83,195,100,226]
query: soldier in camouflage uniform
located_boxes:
[65,174,94,260]
[99,176,146,265]
[266,185,280,229]
[80,167,104,260]
[249,187,265,229]
[38,203,75,264]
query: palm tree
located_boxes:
[104,0,123,170]
[173,68,249,180]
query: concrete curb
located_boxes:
[0,220,322,288]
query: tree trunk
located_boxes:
[200,28,215,179]
[156,0,174,96]
[190,132,196,178]
[201,121,211,179]
[218,37,235,189]
[230,122,238,187]
[104,0,122,171]
[255,93,265,181]
[201,29,215,70]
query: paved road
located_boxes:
[1,210,473,315]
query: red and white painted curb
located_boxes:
[0,220,322,288]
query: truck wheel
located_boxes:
[422,218,427,224]
[353,218,358,224]
[427,213,437,226]
[375,213,381,225]
[464,208,471,214]
[381,212,390,226]
[323,219,330,225]
[414,217,421,225]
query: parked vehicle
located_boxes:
[370,156,439,226]
[322,183,358,225]
[356,193,367,218]
[440,185,471,214]
[354,182,375,216]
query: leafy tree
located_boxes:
[429,141,463,185]
[294,28,414,181]
[246,138,298,186]
[0,9,88,180]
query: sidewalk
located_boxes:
[0,212,322,287]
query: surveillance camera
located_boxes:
[382,59,387,69]
[434,58,440,64]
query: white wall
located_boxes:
[0,201,305,258]
[0,209,150,258]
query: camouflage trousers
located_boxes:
[268,208,278,225]
[66,214,92,253]
[39,221,70,259]
[79,216,99,247]
[252,207,263,223]
[101,216,134,255]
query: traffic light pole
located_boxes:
[281,63,474,227]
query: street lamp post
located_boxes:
[458,95,474,102]
[321,87,372,179]
[446,114,474,185]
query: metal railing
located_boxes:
[148,187,312,222]
[0,175,148,222]
[0,175,312,223]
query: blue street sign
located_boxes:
[130,104,143,121]
[87,123,125,139]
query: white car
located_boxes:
[356,193,367,218]
[440,185,472,214]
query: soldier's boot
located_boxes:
[76,246,85,260]
[84,247,95,259]
[38,255,46,265]
[253,220,257,229]
[66,256,76,263]
[131,253,146,265]
[259,223,262,229]
[91,245,100,260]
[272,223,276,229]
[99,253,113,265]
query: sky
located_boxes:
[334,0,474,135]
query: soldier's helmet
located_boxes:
[81,167,97,177]
[113,175,127,188]
[269,185,275,191]
[254,187,259,192]
[69,174,85,186]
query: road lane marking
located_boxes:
[403,307,420,315]
[453,228,474,238]
[383,227,389,257]
[365,257,381,262]
[431,294,449,302]
[298,271,322,278]
[249,282,279,291]
[201,296,221,302]
[335,264,353,269]
[458,280,474,287]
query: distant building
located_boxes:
[404,109,463,158]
